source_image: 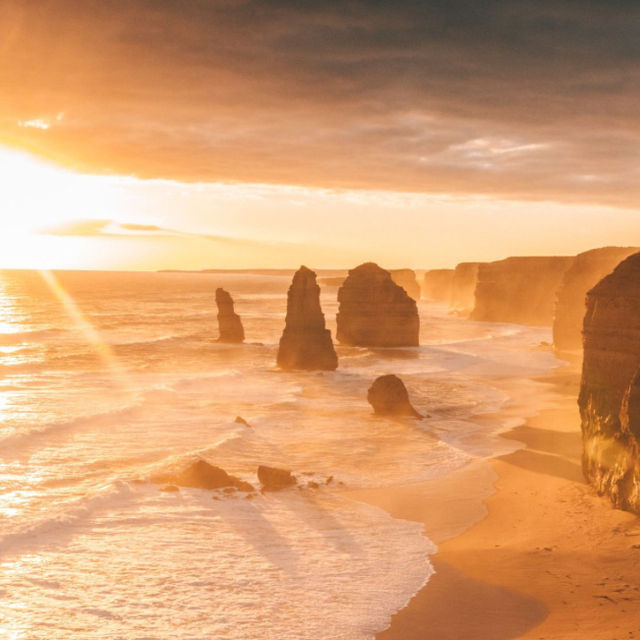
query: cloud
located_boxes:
[37,218,285,249]
[1,1,639,207]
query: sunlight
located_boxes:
[38,270,135,397]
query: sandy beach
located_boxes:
[348,365,640,639]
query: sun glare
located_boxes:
[0,146,129,269]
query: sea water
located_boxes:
[0,270,560,639]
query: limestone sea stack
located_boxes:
[422,268,455,302]
[215,288,244,343]
[553,246,639,351]
[277,266,338,371]
[579,252,640,512]
[450,262,481,315]
[471,256,573,326]
[337,263,419,347]
[367,374,422,418]
[389,269,421,301]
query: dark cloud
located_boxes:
[1,0,639,206]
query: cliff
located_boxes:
[336,262,419,347]
[579,252,640,512]
[389,269,421,301]
[215,288,245,343]
[450,262,481,315]
[553,247,639,351]
[422,269,454,302]
[471,256,573,326]
[277,266,338,371]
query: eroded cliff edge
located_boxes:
[579,251,640,512]
[553,247,639,351]
[471,256,573,326]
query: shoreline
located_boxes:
[349,363,640,639]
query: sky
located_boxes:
[0,0,638,270]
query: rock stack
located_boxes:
[553,247,638,351]
[277,266,338,371]
[336,263,419,347]
[215,288,244,343]
[367,374,422,418]
[389,269,421,301]
[579,252,640,512]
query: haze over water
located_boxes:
[0,269,559,639]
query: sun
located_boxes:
[0,145,128,269]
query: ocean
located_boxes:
[0,269,560,639]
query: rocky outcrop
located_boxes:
[579,253,640,512]
[152,459,254,492]
[422,269,455,302]
[553,247,639,351]
[215,288,244,343]
[337,263,419,347]
[277,266,338,371]
[389,269,420,301]
[471,256,573,326]
[367,374,422,418]
[257,465,297,491]
[450,262,481,315]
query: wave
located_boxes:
[0,402,145,455]
[0,480,134,559]
[0,328,70,346]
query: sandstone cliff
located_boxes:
[277,266,338,371]
[553,247,639,351]
[389,269,421,301]
[422,269,454,302]
[579,252,640,512]
[450,262,481,315]
[470,256,573,326]
[336,262,419,347]
[215,288,245,343]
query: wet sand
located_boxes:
[348,367,640,639]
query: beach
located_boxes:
[349,365,640,639]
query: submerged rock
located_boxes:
[152,459,254,492]
[257,465,297,491]
[215,288,245,343]
[553,246,639,351]
[579,252,640,512]
[337,263,419,347]
[277,266,338,371]
[367,374,422,418]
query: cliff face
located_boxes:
[553,247,639,351]
[470,256,573,326]
[450,262,481,315]
[422,269,454,302]
[215,288,245,343]
[579,252,640,512]
[389,269,421,301]
[277,266,338,371]
[337,262,419,347]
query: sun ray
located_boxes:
[38,270,135,397]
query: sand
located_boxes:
[347,366,640,639]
